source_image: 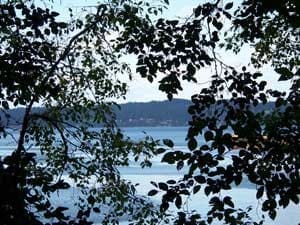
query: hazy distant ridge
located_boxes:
[1,99,276,127]
[116,99,191,126]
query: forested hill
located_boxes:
[115,99,276,126]
[0,99,191,127]
[115,99,191,126]
[2,99,276,127]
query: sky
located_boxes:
[51,0,290,103]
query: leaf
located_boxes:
[207,217,212,224]
[161,152,175,164]
[175,196,182,209]
[275,97,284,108]
[279,197,289,208]
[147,75,153,83]
[194,175,206,184]
[93,207,100,213]
[163,139,174,148]
[58,22,67,29]
[256,186,264,199]
[269,210,276,220]
[187,63,196,76]
[176,160,184,170]
[2,101,9,110]
[225,2,233,10]
[209,196,219,205]
[234,174,242,186]
[188,137,197,150]
[194,6,201,17]
[204,131,214,141]
[212,18,223,30]
[150,181,158,188]
[224,196,234,208]
[156,147,167,154]
[275,67,294,81]
[166,179,176,185]
[160,202,169,211]
[51,11,60,17]
[200,145,210,150]
[216,22,223,30]
[87,195,95,205]
[193,185,201,194]
[44,28,50,35]
[180,189,190,195]
[204,186,211,196]
[290,195,299,204]
[259,81,267,91]
[158,182,168,191]
[148,189,158,196]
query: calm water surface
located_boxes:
[0,127,299,225]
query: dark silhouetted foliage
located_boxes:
[0,0,299,225]
[116,0,299,224]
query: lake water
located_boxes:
[0,127,299,225]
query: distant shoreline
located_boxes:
[1,99,276,127]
